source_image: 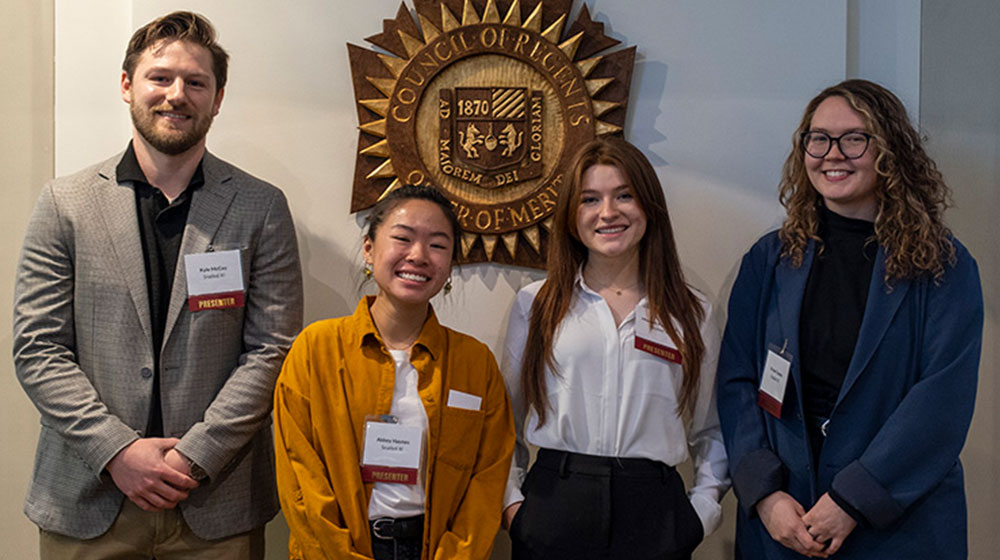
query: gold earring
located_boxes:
[443,277,453,294]
[364,263,372,278]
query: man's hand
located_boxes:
[802,493,857,556]
[106,438,198,512]
[163,448,193,477]
[756,491,828,557]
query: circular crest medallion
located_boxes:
[348,0,635,267]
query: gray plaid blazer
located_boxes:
[13,151,303,540]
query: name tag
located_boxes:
[634,302,683,364]
[184,249,245,311]
[447,389,481,411]
[361,419,424,485]
[758,343,792,418]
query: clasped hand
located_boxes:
[106,438,199,512]
[757,491,857,557]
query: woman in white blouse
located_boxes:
[501,137,729,559]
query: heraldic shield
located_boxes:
[440,87,543,189]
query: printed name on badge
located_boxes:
[758,344,792,418]
[361,421,424,485]
[184,249,246,311]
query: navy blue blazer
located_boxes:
[717,231,982,559]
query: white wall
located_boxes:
[13,1,998,559]
[53,0,132,175]
[847,0,921,124]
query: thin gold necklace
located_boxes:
[610,283,639,296]
[586,273,640,296]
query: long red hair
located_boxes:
[522,137,705,424]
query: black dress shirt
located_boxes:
[116,142,204,437]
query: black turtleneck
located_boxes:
[799,205,877,421]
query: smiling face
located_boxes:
[363,199,455,309]
[805,96,879,220]
[574,163,647,264]
[121,39,224,156]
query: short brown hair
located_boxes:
[122,11,229,90]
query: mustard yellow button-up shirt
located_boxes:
[274,297,514,559]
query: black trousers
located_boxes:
[370,537,421,560]
[509,449,704,560]
[370,517,423,560]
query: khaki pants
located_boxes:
[39,500,265,560]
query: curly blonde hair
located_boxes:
[778,79,955,282]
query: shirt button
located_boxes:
[140,367,153,378]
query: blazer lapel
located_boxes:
[774,240,815,412]
[836,247,911,404]
[96,158,153,343]
[161,153,238,347]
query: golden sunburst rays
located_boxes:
[348,0,636,265]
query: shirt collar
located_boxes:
[116,141,206,192]
[573,266,649,317]
[574,266,599,297]
[353,296,444,361]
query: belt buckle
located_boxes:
[371,517,395,540]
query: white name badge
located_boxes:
[758,343,792,418]
[361,420,424,485]
[447,389,482,411]
[634,302,683,364]
[183,249,245,311]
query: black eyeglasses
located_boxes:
[800,131,872,159]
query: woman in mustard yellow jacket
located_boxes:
[274,185,514,560]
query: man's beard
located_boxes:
[130,103,213,156]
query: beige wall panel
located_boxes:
[0,1,54,559]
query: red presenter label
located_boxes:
[757,390,782,418]
[188,290,245,312]
[362,465,418,485]
[635,336,683,364]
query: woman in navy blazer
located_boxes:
[717,79,983,559]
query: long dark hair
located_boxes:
[522,137,706,424]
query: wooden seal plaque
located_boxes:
[348,0,636,267]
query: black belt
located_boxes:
[370,515,424,540]
[535,448,675,478]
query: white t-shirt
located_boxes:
[368,348,429,519]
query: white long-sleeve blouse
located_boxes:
[502,273,730,535]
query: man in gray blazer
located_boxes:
[13,11,303,559]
